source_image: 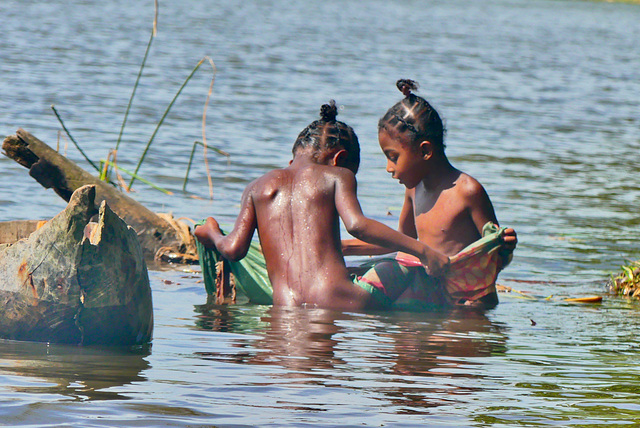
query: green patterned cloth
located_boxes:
[195,221,273,305]
[196,221,508,307]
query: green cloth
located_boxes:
[195,222,396,308]
[196,221,509,307]
[195,221,273,305]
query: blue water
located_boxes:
[1,0,639,426]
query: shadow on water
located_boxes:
[192,301,508,412]
[0,340,150,401]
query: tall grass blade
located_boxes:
[128,57,207,190]
[114,0,158,154]
[51,105,100,173]
[182,140,230,192]
[99,149,114,181]
[104,159,173,195]
[183,141,199,193]
[200,57,217,199]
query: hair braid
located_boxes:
[292,100,360,173]
[378,79,446,153]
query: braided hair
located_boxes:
[293,100,360,174]
[378,79,446,153]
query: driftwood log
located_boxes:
[2,129,197,262]
[0,185,153,346]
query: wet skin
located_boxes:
[345,128,517,262]
[195,147,449,311]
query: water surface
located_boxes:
[1,0,639,425]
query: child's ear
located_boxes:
[419,141,434,160]
[330,149,348,167]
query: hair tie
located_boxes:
[320,100,338,122]
[396,79,419,97]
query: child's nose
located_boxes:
[386,160,394,173]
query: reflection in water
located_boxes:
[194,302,346,372]
[387,309,508,376]
[0,0,639,422]
[377,309,508,411]
[0,340,150,401]
[194,301,508,412]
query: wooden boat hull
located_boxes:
[0,185,153,346]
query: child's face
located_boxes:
[378,128,425,189]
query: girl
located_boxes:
[195,100,449,310]
[344,79,517,308]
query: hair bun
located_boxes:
[396,79,419,97]
[320,100,338,122]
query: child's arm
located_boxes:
[194,184,257,261]
[342,189,416,256]
[341,238,392,256]
[465,178,517,269]
[335,170,449,275]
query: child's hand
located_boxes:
[502,228,517,251]
[194,216,222,249]
[498,227,517,269]
[204,216,222,233]
[422,248,450,277]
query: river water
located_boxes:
[1,0,639,426]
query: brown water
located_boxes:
[1,0,639,426]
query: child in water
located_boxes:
[195,101,449,311]
[343,79,517,308]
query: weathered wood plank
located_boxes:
[0,220,44,245]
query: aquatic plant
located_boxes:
[128,56,218,193]
[51,105,100,173]
[183,140,229,194]
[608,261,640,299]
[53,0,225,199]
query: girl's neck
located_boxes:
[420,155,458,189]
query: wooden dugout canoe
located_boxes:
[0,185,153,346]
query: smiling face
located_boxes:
[378,128,426,189]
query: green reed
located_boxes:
[51,0,225,198]
[114,0,158,156]
[128,56,217,191]
[183,139,229,193]
[101,159,172,195]
[51,105,100,173]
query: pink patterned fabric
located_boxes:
[395,222,506,306]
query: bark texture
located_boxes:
[0,185,153,346]
[2,129,196,261]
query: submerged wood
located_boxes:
[2,129,197,261]
[0,185,153,346]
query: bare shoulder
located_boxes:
[454,172,490,203]
[331,165,356,180]
[249,168,291,195]
[328,166,358,191]
[300,164,356,185]
[452,170,499,228]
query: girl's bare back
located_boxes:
[251,161,369,308]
